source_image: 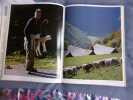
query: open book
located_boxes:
[0,1,126,87]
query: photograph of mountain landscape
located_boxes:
[63,5,125,82]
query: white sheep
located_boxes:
[24,34,52,56]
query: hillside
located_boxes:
[65,22,100,49]
[103,31,121,48]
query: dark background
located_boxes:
[7,4,63,56]
[1,0,133,100]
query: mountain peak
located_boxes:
[65,23,100,49]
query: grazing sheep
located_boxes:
[76,66,82,71]
[63,66,78,77]
[71,66,78,75]
[63,68,73,78]
[111,58,120,66]
[99,60,105,67]
[82,64,87,68]
[63,69,68,77]
[83,64,93,73]
[92,61,100,68]
[104,58,112,66]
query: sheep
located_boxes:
[111,58,120,66]
[99,60,105,67]
[82,64,87,68]
[76,66,82,71]
[24,34,52,57]
[92,61,100,69]
[31,34,52,56]
[104,58,112,67]
[83,64,93,73]
[71,66,78,75]
[63,69,68,77]
[35,35,52,56]
[63,67,76,78]
[63,66,80,78]
[30,34,41,56]
[63,68,73,78]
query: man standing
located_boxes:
[24,8,48,72]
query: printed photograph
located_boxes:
[63,5,125,82]
[3,4,63,80]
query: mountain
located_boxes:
[87,35,102,44]
[65,22,100,49]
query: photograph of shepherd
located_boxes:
[63,5,125,81]
[4,4,63,78]
[24,8,50,72]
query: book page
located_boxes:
[62,4,126,87]
[0,1,65,83]
[0,5,8,78]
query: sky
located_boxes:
[66,6,121,37]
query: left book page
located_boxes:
[0,1,65,83]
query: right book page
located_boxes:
[62,4,126,87]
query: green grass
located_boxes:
[6,55,25,65]
[64,53,123,80]
[6,52,56,70]
[64,53,121,67]
[34,58,56,70]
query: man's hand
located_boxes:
[42,19,48,24]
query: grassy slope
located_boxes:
[64,53,121,67]
[64,53,123,80]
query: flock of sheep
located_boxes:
[63,57,122,78]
